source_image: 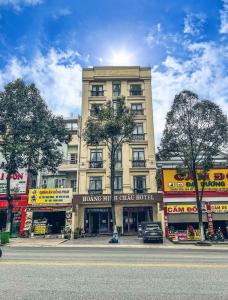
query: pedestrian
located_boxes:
[188,224,194,239]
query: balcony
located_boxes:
[91,91,104,97]
[58,160,78,172]
[133,188,148,194]
[130,90,142,96]
[132,160,146,168]
[132,109,144,115]
[89,161,103,168]
[131,134,145,141]
[88,189,103,195]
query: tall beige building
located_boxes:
[73,66,162,235]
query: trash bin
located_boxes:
[1,231,10,244]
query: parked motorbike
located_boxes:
[0,247,2,258]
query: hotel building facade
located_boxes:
[73,66,162,235]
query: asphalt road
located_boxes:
[0,247,228,300]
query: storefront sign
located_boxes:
[74,193,162,204]
[28,188,73,205]
[167,205,198,213]
[210,203,228,213]
[163,168,228,193]
[206,202,214,235]
[0,169,27,195]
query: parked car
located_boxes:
[141,222,163,243]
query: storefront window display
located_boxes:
[123,207,152,234]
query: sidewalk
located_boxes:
[5,236,228,250]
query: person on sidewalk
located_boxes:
[188,225,194,240]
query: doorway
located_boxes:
[123,207,152,234]
[84,208,112,235]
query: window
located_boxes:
[89,176,102,194]
[132,148,145,167]
[90,104,103,116]
[65,122,77,131]
[112,100,120,112]
[114,173,123,192]
[70,153,77,164]
[115,148,122,169]
[112,81,121,97]
[132,123,144,140]
[42,179,47,188]
[91,85,104,96]
[90,149,103,168]
[131,103,144,115]
[70,180,77,192]
[55,178,66,188]
[130,84,142,96]
[134,176,147,193]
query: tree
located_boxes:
[83,97,135,236]
[0,79,69,232]
[159,90,228,241]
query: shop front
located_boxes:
[25,188,73,237]
[74,193,162,236]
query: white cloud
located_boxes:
[220,0,228,34]
[152,42,228,148]
[0,0,42,10]
[52,7,72,19]
[183,13,206,36]
[0,48,82,117]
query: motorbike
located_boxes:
[0,247,2,258]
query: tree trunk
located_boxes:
[110,146,117,234]
[192,166,205,242]
[5,173,12,233]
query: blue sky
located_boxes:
[0,0,227,147]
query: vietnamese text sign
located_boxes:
[28,188,73,205]
[167,205,198,213]
[0,170,27,194]
[163,168,228,193]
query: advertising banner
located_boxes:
[28,188,73,205]
[0,169,27,195]
[167,204,198,213]
[163,168,228,193]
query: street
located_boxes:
[0,247,228,300]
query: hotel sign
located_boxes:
[74,193,162,204]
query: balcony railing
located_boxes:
[132,160,146,167]
[132,109,144,115]
[91,91,104,97]
[130,90,142,96]
[131,134,145,141]
[89,161,103,168]
[61,159,78,165]
[88,189,103,195]
[133,188,148,194]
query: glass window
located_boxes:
[130,84,142,96]
[133,123,144,135]
[90,104,103,116]
[134,176,146,193]
[89,176,102,192]
[90,149,103,168]
[70,180,77,192]
[112,81,121,97]
[70,153,77,164]
[131,103,143,115]
[54,179,66,188]
[91,85,104,96]
[114,173,123,191]
[133,149,145,161]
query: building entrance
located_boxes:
[123,207,152,234]
[33,211,66,234]
[85,208,112,235]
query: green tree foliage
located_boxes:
[83,97,135,233]
[159,90,228,241]
[0,79,69,231]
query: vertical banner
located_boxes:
[163,205,169,237]
[206,202,214,235]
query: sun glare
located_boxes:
[108,49,135,66]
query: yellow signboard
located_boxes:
[210,204,228,213]
[167,205,198,213]
[28,188,73,205]
[163,168,228,193]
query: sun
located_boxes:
[108,49,135,66]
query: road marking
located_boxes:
[0,261,228,268]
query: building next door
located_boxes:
[85,208,112,235]
[123,207,152,234]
